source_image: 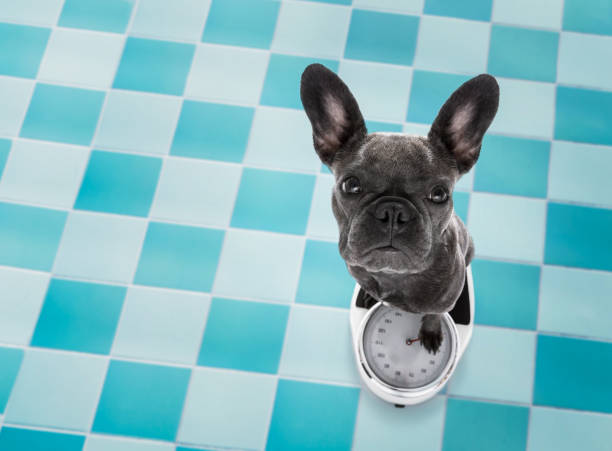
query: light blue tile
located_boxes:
[0,427,85,451]
[202,0,280,49]
[0,76,33,136]
[95,91,181,155]
[178,368,276,450]
[151,158,241,227]
[558,32,612,91]
[414,16,489,73]
[0,202,67,271]
[468,193,546,262]
[53,211,147,284]
[0,347,23,414]
[309,0,351,4]
[0,138,10,177]
[31,279,126,354]
[534,334,612,413]
[555,86,612,146]
[198,298,289,373]
[528,407,612,451]
[272,1,351,58]
[0,0,64,26]
[353,0,423,13]
[366,121,403,133]
[185,44,269,104]
[0,140,89,208]
[130,0,210,41]
[563,0,612,36]
[213,229,304,302]
[5,350,106,430]
[113,37,195,95]
[279,305,359,385]
[113,287,210,365]
[0,23,50,78]
[85,436,173,451]
[424,0,492,21]
[170,100,254,162]
[134,222,224,292]
[59,0,135,33]
[455,166,474,191]
[344,9,419,65]
[338,60,412,122]
[306,174,339,241]
[20,83,105,145]
[453,191,469,223]
[492,0,563,28]
[92,360,190,440]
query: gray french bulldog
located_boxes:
[300,64,499,354]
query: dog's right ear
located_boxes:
[300,64,367,167]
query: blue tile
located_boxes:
[266,379,360,451]
[558,32,612,91]
[424,0,492,21]
[563,0,612,36]
[30,279,126,354]
[134,222,224,292]
[202,0,279,49]
[260,54,339,109]
[453,191,469,223]
[406,71,470,124]
[474,135,550,198]
[442,399,529,451]
[198,298,289,373]
[0,202,67,271]
[170,100,254,162]
[344,9,419,65]
[0,0,64,26]
[92,360,190,440]
[59,0,135,33]
[488,25,559,82]
[555,86,612,146]
[296,240,355,308]
[0,427,85,451]
[492,0,563,28]
[366,121,403,133]
[0,77,33,136]
[113,37,195,95]
[471,259,540,330]
[74,150,161,217]
[231,168,316,235]
[0,138,10,177]
[307,174,339,240]
[534,334,612,413]
[20,83,105,145]
[130,0,210,42]
[0,347,23,414]
[544,202,612,271]
[0,23,50,78]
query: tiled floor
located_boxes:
[0,0,611,450]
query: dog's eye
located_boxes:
[341,176,362,194]
[429,186,448,203]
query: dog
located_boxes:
[300,64,499,354]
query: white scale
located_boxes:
[350,266,475,406]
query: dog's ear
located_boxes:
[428,74,499,174]
[300,64,367,167]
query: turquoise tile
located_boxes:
[414,16,489,73]
[260,54,339,109]
[113,287,210,365]
[213,229,305,302]
[59,0,135,33]
[74,150,161,217]
[0,427,85,451]
[424,0,492,21]
[272,1,351,58]
[0,138,10,177]
[534,334,612,413]
[344,9,419,65]
[306,174,339,241]
[555,85,612,146]
[442,399,529,451]
[130,0,210,41]
[92,360,190,440]
[471,259,540,330]
[539,266,612,340]
[0,347,23,414]
[231,168,316,235]
[30,279,126,354]
[0,202,67,271]
[474,135,550,198]
[528,407,612,451]
[0,0,64,26]
[558,32,612,91]
[266,379,360,451]
[113,37,195,95]
[0,23,50,78]
[544,202,612,271]
[453,191,469,223]
[170,100,254,162]
[202,0,279,49]
[488,25,559,82]
[198,298,289,373]
[178,368,276,450]
[366,121,403,133]
[353,0,422,13]
[492,0,563,28]
[406,71,470,124]
[296,240,355,308]
[85,436,174,451]
[134,222,224,292]
[5,350,106,430]
[563,0,612,35]
[20,83,105,145]
[0,77,33,136]
[53,212,147,284]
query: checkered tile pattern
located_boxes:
[0,0,611,450]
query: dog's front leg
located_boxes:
[418,314,443,354]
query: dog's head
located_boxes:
[300,64,499,280]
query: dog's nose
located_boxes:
[374,201,413,229]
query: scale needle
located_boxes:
[405,338,420,346]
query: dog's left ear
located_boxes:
[428,74,499,174]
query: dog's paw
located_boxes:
[418,315,443,354]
